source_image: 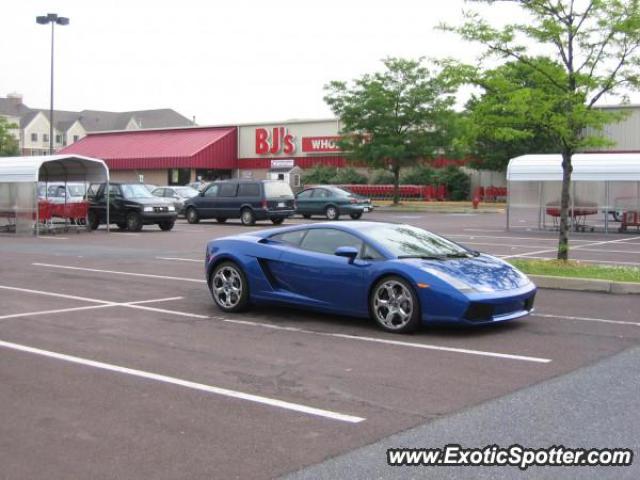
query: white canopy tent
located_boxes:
[506,154,640,233]
[0,154,109,235]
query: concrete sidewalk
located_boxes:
[284,346,640,480]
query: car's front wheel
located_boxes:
[158,220,175,231]
[350,212,363,220]
[126,212,143,232]
[209,261,249,313]
[370,276,421,333]
[186,207,200,224]
[325,205,340,220]
[240,208,256,226]
[271,218,284,225]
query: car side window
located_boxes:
[164,189,175,197]
[108,185,122,198]
[237,183,260,197]
[152,189,164,197]
[218,183,238,197]
[299,228,363,255]
[270,229,307,246]
[204,185,219,197]
[312,189,330,199]
[361,243,384,260]
[296,189,313,199]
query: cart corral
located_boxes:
[0,155,109,235]
[507,154,640,233]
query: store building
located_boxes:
[60,119,349,186]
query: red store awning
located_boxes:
[60,127,237,170]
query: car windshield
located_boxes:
[366,224,470,258]
[175,187,199,198]
[121,184,154,199]
[264,181,293,198]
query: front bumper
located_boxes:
[141,212,178,224]
[421,282,537,326]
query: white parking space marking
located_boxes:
[156,257,201,263]
[222,319,551,364]
[0,295,184,321]
[38,236,69,240]
[502,255,640,267]
[0,339,365,424]
[534,313,640,327]
[32,263,205,283]
[0,284,550,364]
[460,241,640,255]
[500,235,640,260]
[446,234,600,243]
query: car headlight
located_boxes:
[421,267,493,293]
[167,206,175,211]
[143,206,153,212]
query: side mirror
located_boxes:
[335,246,359,263]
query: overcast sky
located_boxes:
[0,0,626,125]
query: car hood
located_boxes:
[400,255,530,291]
[127,197,174,206]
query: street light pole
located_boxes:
[36,13,69,155]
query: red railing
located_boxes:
[473,186,507,202]
[336,184,448,201]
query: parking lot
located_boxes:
[1,211,639,479]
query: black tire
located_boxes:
[350,212,363,220]
[325,205,340,220]
[240,208,256,226]
[159,220,175,231]
[271,218,285,225]
[216,217,227,224]
[612,211,622,222]
[209,261,250,313]
[302,214,312,219]
[369,275,421,333]
[88,211,99,230]
[186,207,200,224]
[126,211,143,232]
[116,222,128,230]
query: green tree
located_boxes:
[0,116,19,157]
[302,165,337,185]
[443,0,640,260]
[324,57,458,204]
[462,58,564,171]
[329,167,368,185]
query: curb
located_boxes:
[530,274,640,295]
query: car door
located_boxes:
[310,188,331,214]
[196,184,219,219]
[269,228,369,314]
[295,189,314,214]
[217,182,239,217]
[107,184,126,223]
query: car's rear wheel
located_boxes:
[88,211,99,230]
[186,207,200,224]
[216,217,227,224]
[325,205,340,220]
[159,220,175,231]
[271,218,284,225]
[350,212,363,220]
[209,261,249,313]
[370,276,421,333]
[126,212,143,232]
[240,208,256,226]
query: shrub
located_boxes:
[401,165,437,185]
[330,167,368,185]
[370,169,395,184]
[302,165,337,185]
[435,166,471,200]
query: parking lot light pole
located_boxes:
[36,13,69,155]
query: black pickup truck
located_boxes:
[87,182,177,232]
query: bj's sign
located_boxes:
[255,127,296,155]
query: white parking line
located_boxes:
[500,235,640,260]
[222,319,551,364]
[156,257,201,263]
[446,234,597,243]
[0,284,550,363]
[38,236,69,240]
[461,241,640,255]
[0,338,365,424]
[533,313,640,327]
[501,255,640,267]
[32,263,205,283]
[0,295,185,321]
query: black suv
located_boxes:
[184,180,295,226]
[87,182,178,232]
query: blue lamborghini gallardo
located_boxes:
[204,222,536,333]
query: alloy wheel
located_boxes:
[373,280,414,330]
